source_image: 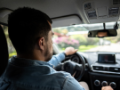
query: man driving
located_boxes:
[0,7,113,90]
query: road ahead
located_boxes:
[87,44,120,52]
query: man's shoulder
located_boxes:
[0,67,73,90]
[54,71,71,77]
[53,71,84,90]
[1,61,84,90]
[2,62,71,83]
[51,71,71,81]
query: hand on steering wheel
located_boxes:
[55,53,86,81]
[64,47,78,56]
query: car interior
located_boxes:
[0,0,120,90]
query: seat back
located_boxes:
[0,25,8,76]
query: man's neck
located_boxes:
[17,52,45,62]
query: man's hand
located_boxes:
[102,86,113,90]
[64,47,78,56]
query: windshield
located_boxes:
[52,22,120,53]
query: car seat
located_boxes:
[0,25,8,76]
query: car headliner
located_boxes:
[0,0,120,27]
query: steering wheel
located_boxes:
[55,53,86,81]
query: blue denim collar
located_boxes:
[10,56,54,68]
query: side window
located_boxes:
[1,25,16,58]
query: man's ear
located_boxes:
[38,37,45,51]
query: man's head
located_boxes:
[8,7,53,61]
[97,30,108,37]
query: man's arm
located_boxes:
[48,47,78,67]
[48,52,65,67]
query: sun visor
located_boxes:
[52,15,82,28]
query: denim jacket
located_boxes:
[0,53,84,90]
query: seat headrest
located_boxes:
[0,25,8,76]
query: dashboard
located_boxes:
[83,52,120,74]
[78,52,120,90]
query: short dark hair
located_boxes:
[8,7,52,54]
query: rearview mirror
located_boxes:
[88,29,117,38]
